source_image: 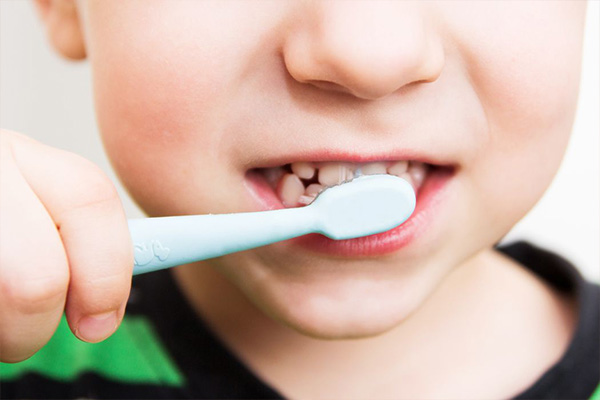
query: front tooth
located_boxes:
[291,162,315,180]
[318,163,354,186]
[387,160,408,177]
[305,183,324,196]
[361,162,387,175]
[278,173,305,207]
[408,161,427,188]
[399,172,414,188]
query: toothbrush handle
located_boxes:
[129,207,317,275]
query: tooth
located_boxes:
[298,194,316,205]
[361,162,387,175]
[318,163,354,186]
[387,160,408,177]
[408,161,427,188]
[399,172,414,188]
[297,183,324,205]
[305,183,324,196]
[277,173,305,207]
[291,162,315,180]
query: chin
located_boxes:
[276,296,416,340]
[248,272,426,340]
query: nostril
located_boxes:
[305,80,354,96]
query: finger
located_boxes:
[11,133,133,343]
[0,139,68,362]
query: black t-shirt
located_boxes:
[1,242,599,399]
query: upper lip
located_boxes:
[245,147,455,170]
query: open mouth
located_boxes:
[257,161,428,207]
[244,159,454,256]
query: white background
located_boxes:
[1,1,598,282]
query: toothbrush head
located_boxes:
[310,174,416,240]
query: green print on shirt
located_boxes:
[590,383,600,400]
[0,314,184,386]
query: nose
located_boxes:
[283,1,444,100]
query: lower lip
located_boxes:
[243,167,454,257]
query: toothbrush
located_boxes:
[130,174,416,275]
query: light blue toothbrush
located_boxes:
[129,174,416,275]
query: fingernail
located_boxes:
[76,311,118,343]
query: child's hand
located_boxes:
[0,130,133,363]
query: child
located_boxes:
[1,1,598,399]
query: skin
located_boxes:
[0,0,585,398]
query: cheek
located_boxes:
[447,2,584,231]
[95,62,223,216]
[445,2,585,125]
[85,1,263,215]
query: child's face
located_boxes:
[78,1,585,338]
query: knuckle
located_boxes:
[2,271,69,315]
[70,163,120,212]
[51,153,121,217]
